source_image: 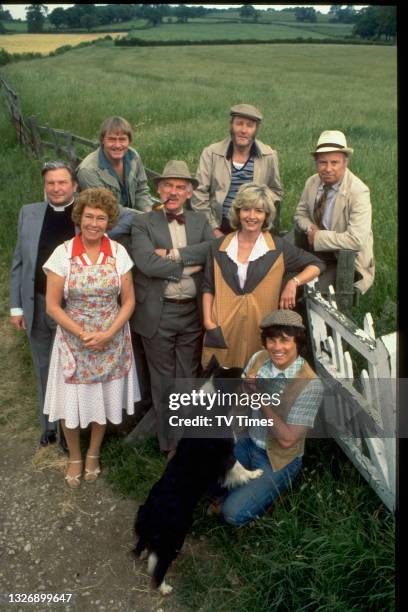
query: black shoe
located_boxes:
[39,430,57,447]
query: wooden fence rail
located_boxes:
[0,75,159,179]
[305,282,396,511]
[0,76,32,150]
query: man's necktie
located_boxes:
[166,212,185,225]
[313,184,331,228]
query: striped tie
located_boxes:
[313,184,331,228]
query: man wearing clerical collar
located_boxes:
[9,161,78,447]
[77,115,152,212]
[192,103,283,236]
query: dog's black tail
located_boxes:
[151,552,177,589]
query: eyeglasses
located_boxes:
[41,160,75,176]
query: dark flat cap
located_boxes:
[260,310,305,329]
[230,104,263,122]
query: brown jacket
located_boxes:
[247,350,319,472]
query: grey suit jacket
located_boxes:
[294,168,375,294]
[130,209,214,338]
[10,202,50,336]
[9,201,137,335]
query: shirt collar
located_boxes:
[98,146,134,171]
[269,355,304,377]
[71,234,112,258]
[225,139,260,160]
[226,232,269,263]
[47,198,75,212]
[162,207,184,217]
[318,181,341,193]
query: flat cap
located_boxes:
[260,309,305,329]
[230,103,263,122]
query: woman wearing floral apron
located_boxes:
[43,188,140,488]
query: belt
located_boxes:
[163,297,196,305]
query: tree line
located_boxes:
[0,4,396,42]
[239,4,396,41]
[20,5,209,33]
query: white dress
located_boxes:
[43,236,140,429]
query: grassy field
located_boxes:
[2,19,27,33]
[101,435,394,611]
[2,15,353,40]
[0,41,396,610]
[1,41,397,333]
[123,21,352,41]
[0,32,123,53]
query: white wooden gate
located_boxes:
[305,282,396,511]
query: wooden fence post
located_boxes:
[27,115,43,158]
[63,131,76,165]
[336,250,356,315]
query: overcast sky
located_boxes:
[3,4,368,21]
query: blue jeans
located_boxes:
[221,438,302,526]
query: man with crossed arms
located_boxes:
[130,160,214,452]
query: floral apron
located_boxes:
[57,253,132,384]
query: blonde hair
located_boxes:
[228,183,277,231]
[72,188,120,229]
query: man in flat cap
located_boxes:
[294,130,374,294]
[130,160,214,452]
[220,310,323,526]
[191,104,283,236]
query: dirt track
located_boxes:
[0,318,187,612]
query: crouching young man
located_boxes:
[221,310,323,526]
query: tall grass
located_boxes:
[100,436,394,611]
[1,42,397,333]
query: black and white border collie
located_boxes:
[132,366,263,595]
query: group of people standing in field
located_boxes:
[9,103,374,524]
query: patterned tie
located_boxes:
[166,212,185,225]
[313,184,331,228]
[275,372,286,391]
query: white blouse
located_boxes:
[226,232,269,289]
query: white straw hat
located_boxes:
[311,130,354,156]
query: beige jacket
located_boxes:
[191,137,283,230]
[294,168,374,294]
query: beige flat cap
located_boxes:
[230,104,263,122]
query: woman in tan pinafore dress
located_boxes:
[202,183,325,370]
